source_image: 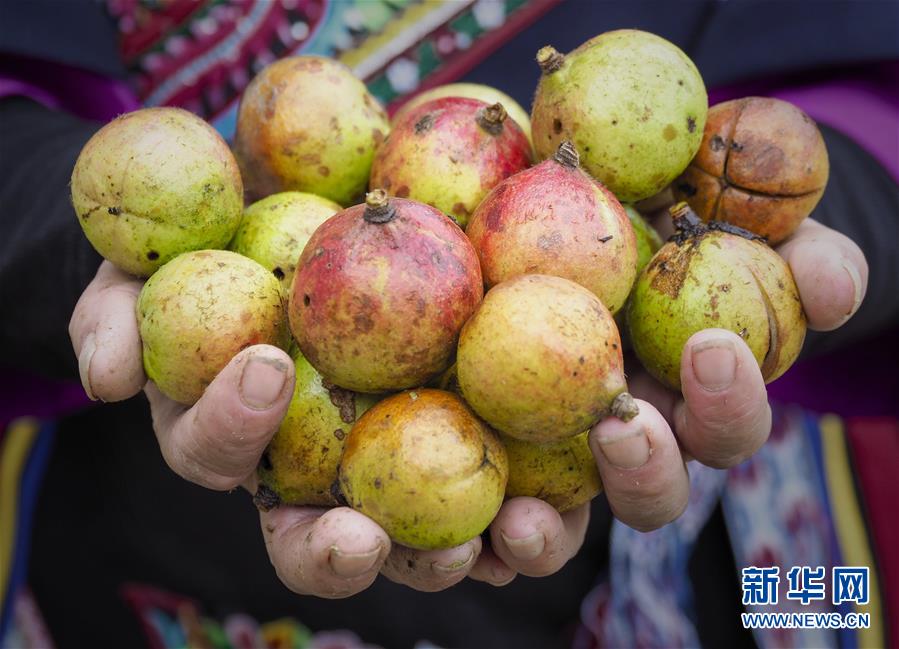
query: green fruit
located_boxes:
[531,29,707,202]
[71,107,243,277]
[627,204,806,390]
[234,56,390,206]
[503,431,601,512]
[137,250,289,405]
[624,204,664,276]
[339,389,508,550]
[228,192,341,292]
[254,350,379,508]
[457,274,637,443]
[395,82,533,149]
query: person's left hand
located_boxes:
[463,215,868,586]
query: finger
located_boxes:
[590,399,689,532]
[68,260,145,401]
[261,506,390,599]
[674,328,771,469]
[381,536,482,592]
[489,498,589,577]
[776,218,867,331]
[147,344,295,491]
[468,544,517,587]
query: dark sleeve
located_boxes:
[0,96,104,380]
[800,124,899,357]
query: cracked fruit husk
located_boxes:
[290,191,483,393]
[466,141,638,314]
[71,107,243,277]
[228,191,341,292]
[627,203,806,391]
[137,250,289,405]
[234,56,389,206]
[254,350,380,509]
[503,431,602,513]
[370,97,532,228]
[393,82,533,149]
[531,29,707,202]
[673,96,829,244]
[338,389,508,551]
[457,274,637,443]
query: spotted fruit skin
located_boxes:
[257,350,379,506]
[394,82,533,149]
[673,97,829,244]
[466,154,638,314]
[228,192,341,292]
[370,97,532,228]
[627,231,806,390]
[71,107,243,277]
[624,205,663,276]
[234,56,389,206]
[290,198,483,393]
[339,389,508,550]
[532,30,707,202]
[457,274,628,442]
[137,250,289,405]
[503,431,602,512]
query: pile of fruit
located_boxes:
[71,29,827,551]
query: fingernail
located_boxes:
[690,338,737,391]
[596,425,651,469]
[78,332,98,401]
[500,531,545,561]
[490,569,516,587]
[329,545,382,578]
[841,260,863,319]
[433,547,476,574]
[240,355,288,410]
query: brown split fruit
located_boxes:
[627,203,807,390]
[290,191,483,393]
[673,97,829,244]
[254,349,380,509]
[233,56,390,206]
[137,250,290,405]
[71,107,243,277]
[338,389,508,550]
[457,274,637,442]
[370,97,532,228]
[466,141,638,314]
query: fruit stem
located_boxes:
[477,103,507,135]
[253,484,281,511]
[669,201,707,244]
[610,392,639,422]
[536,46,565,73]
[554,140,580,168]
[363,189,397,224]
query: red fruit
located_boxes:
[370,97,532,228]
[290,191,483,393]
[466,141,638,314]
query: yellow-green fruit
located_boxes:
[137,250,289,405]
[255,351,379,508]
[624,205,664,276]
[457,274,636,443]
[71,107,243,277]
[503,431,601,512]
[228,192,340,291]
[531,29,707,202]
[339,389,508,550]
[234,56,390,206]
[394,83,533,149]
[627,205,806,390]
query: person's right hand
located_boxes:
[68,260,486,598]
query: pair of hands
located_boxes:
[69,213,866,598]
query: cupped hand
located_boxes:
[467,215,868,582]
